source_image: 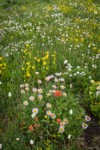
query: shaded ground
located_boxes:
[78,114,100,150]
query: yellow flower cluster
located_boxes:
[0,57,7,75]
[21,50,56,79]
[59,5,71,13]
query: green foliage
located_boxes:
[84,81,100,118]
[0,0,100,149]
[0,0,28,8]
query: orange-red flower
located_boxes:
[57,118,61,124]
[29,125,34,132]
[35,117,39,122]
[54,90,62,97]
[34,124,40,127]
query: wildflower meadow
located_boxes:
[0,0,100,149]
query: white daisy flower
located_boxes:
[38,94,43,100]
[25,87,29,91]
[85,115,91,122]
[29,96,35,101]
[23,101,28,106]
[82,123,88,129]
[20,84,24,88]
[60,122,65,126]
[32,88,37,93]
[59,126,64,133]
[25,83,29,87]
[51,113,56,119]
[38,88,43,93]
[32,108,38,114]
[46,93,51,97]
[46,110,52,116]
[63,119,69,124]
[60,85,65,89]
[37,80,42,84]
[21,89,25,94]
[52,85,57,89]
[46,103,51,108]
[54,78,58,82]
[63,92,67,97]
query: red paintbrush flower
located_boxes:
[29,125,34,132]
[57,118,61,124]
[54,90,62,97]
[35,117,39,122]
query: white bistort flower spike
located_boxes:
[0,144,2,149]
[8,92,12,97]
[69,109,73,115]
[30,140,34,145]
[16,138,20,141]
[68,134,71,139]
[64,60,68,64]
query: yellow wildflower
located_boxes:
[37,59,40,62]
[43,62,46,65]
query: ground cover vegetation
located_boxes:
[0,0,100,149]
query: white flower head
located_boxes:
[51,113,56,119]
[38,88,43,93]
[96,91,100,97]
[31,113,36,118]
[54,78,58,83]
[23,101,29,106]
[59,126,64,133]
[60,78,65,82]
[96,86,100,91]
[60,85,65,90]
[68,134,71,139]
[21,89,25,94]
[32,88,37,93]
[25,87,29,91]
[82,123,88,129]
[68,68,71,71]
[45,76,50,81]
[25,83,29,87]
[52,85,57,89]
[63,119,68,124]
[35,72,39,75]
[38,94,43,100]
[0,144,2,149]
[63,92,67,97]
[37,80,42,84]
[29,96,35,101]
[46,93,51,97]
[20,84,24,88]
[8,92,12,97]
[30,140,34,145]
[69,109,73,115]
[46,110,52,116]
[32,108,38,114]
[64,60,68,64]
[60,122,65,126]
[70,84,73,89]
[85,115,91,122]
[46,103,52,108]
[16,138,20,141]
